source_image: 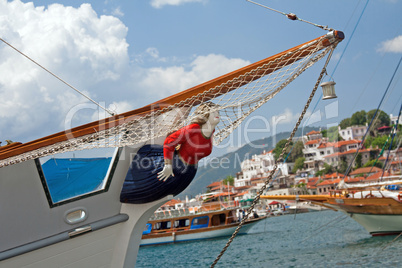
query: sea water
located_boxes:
[136,210,401,267]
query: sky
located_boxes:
[0,0,402,157]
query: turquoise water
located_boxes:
[136,210,401,267]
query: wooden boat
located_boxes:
[141,208,265,246]
[261,181,402,236]
[0,27,343,267]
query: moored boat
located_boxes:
[141,208,265,246]
[261,180,402,236]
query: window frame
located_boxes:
[36,148,122,208]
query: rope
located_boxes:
[210,45,337,268]
[246,0,333,31]
[378,231,402,253]
[0,37,115,116]
[381,101,402,178]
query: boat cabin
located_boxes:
[143,210,237,235]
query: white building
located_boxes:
[390,113,402,125]
[338,125,367,141]
[235,149,294,199]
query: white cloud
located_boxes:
[138,54,250,98]
[111,7,124,17]
[150,0,207,9]
[0,0,129,141]
[271,108,300,125]
[378,35,402,53]
[0,0,250,145]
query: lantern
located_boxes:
[320,81,337,100]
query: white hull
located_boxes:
[0,141,172,268]
[140,220,258,246]
[349,213,402,236]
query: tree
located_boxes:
[350,110,367,126]
[272,139,293,161]
[292,157,305,173]
[367,109,390,126]
[339,118,351,129]
[316,163,334,176]
[363,159,383,169]
[365,135,397,150]
[367,109,390,136]
[327,126,343,142]
[223,175,234,186]
[321,129,327,138]
[355,153,362,169]
[289,141,304,162]
[322,163,334,174]
[337,156,349,174]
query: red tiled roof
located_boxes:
[324,148,374,158]
[307,177,319,184]
[349,167,382,175]
[162,199,181,206]
[317,178,342,186]
[211,192,234,198]
[333,139,361,148]
[366,171,392,180]
[305,139,320,145]
[234,191,249,197]
[323,172,342,179]
[307,130,321,135]
[317,142,335,149]
[206,181,222,188]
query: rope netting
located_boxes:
[0,33,342,168]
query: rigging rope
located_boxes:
[305,0,370,126]
[378,231,402,253]
[246,0,333,31]
[0,37,115,116]
[381,101,402,178]
[210,45,338,268]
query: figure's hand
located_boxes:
[158,164,174,182]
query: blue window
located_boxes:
[190,216,209,229]
[143,223,152,235]
[37,148,121,207]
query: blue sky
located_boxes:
[0,0,401,156]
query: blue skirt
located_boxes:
[120,144,197,204]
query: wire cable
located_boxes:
[0,37,115,116]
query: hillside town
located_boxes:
[156,110,402,214]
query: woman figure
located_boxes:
[120,103,220,204]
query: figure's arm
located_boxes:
[157,126,189,181]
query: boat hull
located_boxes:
[140,218,262,246]
[348,213,402,236]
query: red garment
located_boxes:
[163,123,213,165]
